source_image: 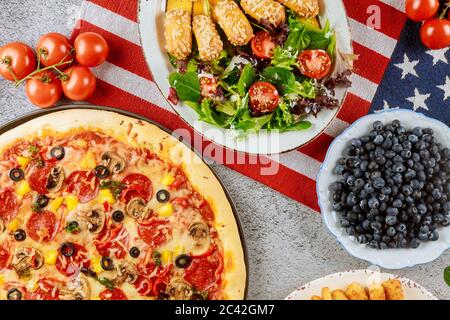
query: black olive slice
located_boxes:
[50,146,65,160]
[175,254,192,268]
[7,288,22,300]
[94,165,110,179]
[60,242,76,257]
[9,168,24,182]
[156,190,170,203]
[14,229,26,242]
[112,210,125,223]
[129,247,140,258]
[191,293,206,300]
[101,256,114,271]
[36,195,49,209]
[81,267,97,278]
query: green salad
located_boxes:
[168,10,352,134]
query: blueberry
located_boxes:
[396,223,407,232]
[392,143,403,153]
[412,127,423,136]
[392,199,403,208]
[370,221,382,230]
[379,242,388,250]
[340,218,350,228]
[399,238,409,248]
[408,134,418,143]
[373,121,383,131]
[387,207,399,216]
[368,241,379,249]
[373,135,384,145]
[417,203,427,214]
[385,150,396,158]
[404,169,416,180]
[431,188,442,200]
[396,126,406,135]
[400,150,411,158]
[393,173,403,185]
[386,226,396,237]
[392,162,405,173]
[401,185,413,196]
[392,120,401,128]
[346,226,356,236]
[419,225,429,233]
[362,220,371,230]
[385,215,397,225]
[382,235,391,243]
[418,232,428,241]
[357,234,367,244]
[372,177,385,189]
[368,197,379,209]
[410,238,420,249]
[441,217,450,226]
[429,231,439,241]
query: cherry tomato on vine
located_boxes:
[248,81,280,114]
[36,33,72,67]
[25,71,62,108]
[251,31,276,59]
[0,42,36,81]
[405,0,440,22]
[297,49,332,79]
[420,18,450,49]
[61,65,96,101]
[74,32,109,67]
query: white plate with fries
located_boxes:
[138,0,353,154]
[285,269,438,300]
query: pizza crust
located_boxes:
[0,109,246,299]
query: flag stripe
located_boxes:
[82,1,141,46]
[336,93,372,124]
[348,73,379,102]
[343,0,406,40]
[76,20,154,81]
[298,134,335,162]
[379,0,406,13]
[324,117,350,137]
[89,0,138,22]
[352,41,390,84]
[348,18,397,58]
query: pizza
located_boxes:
[0,109,246,300]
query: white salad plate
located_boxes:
[138,0,353,154]
[285,269,437,300]
[317,109,450,269]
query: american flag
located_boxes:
[72,0,448,212]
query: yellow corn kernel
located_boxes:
[91,256,103,274]
[157,203,173,218]
[49,197,64,213]
[166,0,193,12]
[7,218,20,232]
[161,250,173,265]
[16,180,31,196]
[0,275,5,286]
[173,245,185,257]
[44,250,58,265]
[97,189,116,205]
[161,174,175,186]
[16,156,31,168]
[80,151,96,169]
[65,194,79,212]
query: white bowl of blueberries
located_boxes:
[317,109,450,269]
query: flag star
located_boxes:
[437,76,450,100]
[425,48,448,65]
[406,88,430,111]
[375,100,399,113]
[394,53,419,79]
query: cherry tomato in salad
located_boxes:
[36,32,72,67]
[74,32,109,67]
[248,81,280,114]
[251,31,276,59]
[61,65,96,101]
[0,42,36,81]
[420,18,450,49]
[405,0,439,22]
[297,49,332,80]
[25,70,62,108]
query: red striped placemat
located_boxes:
[71,0,407,211]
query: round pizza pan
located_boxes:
[0,104,249,300]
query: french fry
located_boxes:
[368,283,386,300]
[321,287,332,300]
[166,0,193,12]
[382,279,404,300]
[331,289,349,300]
[345,282,369,300]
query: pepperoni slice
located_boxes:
[120,173,152,204]
[137,219,171,248]
[0,187,19,222]
[184,253,221,292]
[99,288,128,300]
[55,243,90,277]
[26,278,61,300]
[95,224,130,259]
[26,161,54,195]
[0,245,10,270]
[65,170,99,203]
[26,210,58,243]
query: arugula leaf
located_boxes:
[271,47,298,70]
[153,251,162,266]
[234,114,273,132]
[185,99,228,127]
[186,58,198,73]
[283,120,312,132]
[215,101,237,116]
[97,276,115,290]
[169,71,201,102]
[237,64,256,96]
[445,266,450,286]
[283,79,316,99]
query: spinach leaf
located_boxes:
[445,266,450,286]
[234,114,273,132]
[215,101,237,116]
[237,64,256,96]
[306,31,331,50]
[283,121,312,132]
[271,47,298,70]
[169,71,200,102]
[262,67,295,86]
[185,99,229,127]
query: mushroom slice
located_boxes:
[188,222,211,256]
[46,166,65,193]
[126,197,151,220]
[11,248,44,278]
[0,218,5,234]
[166,278,193,300]
[113,262,138,286]
[101,152,126,174]
[60,275,91,300]
[86,209,106,233]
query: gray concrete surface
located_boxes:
[0,0,448,299]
